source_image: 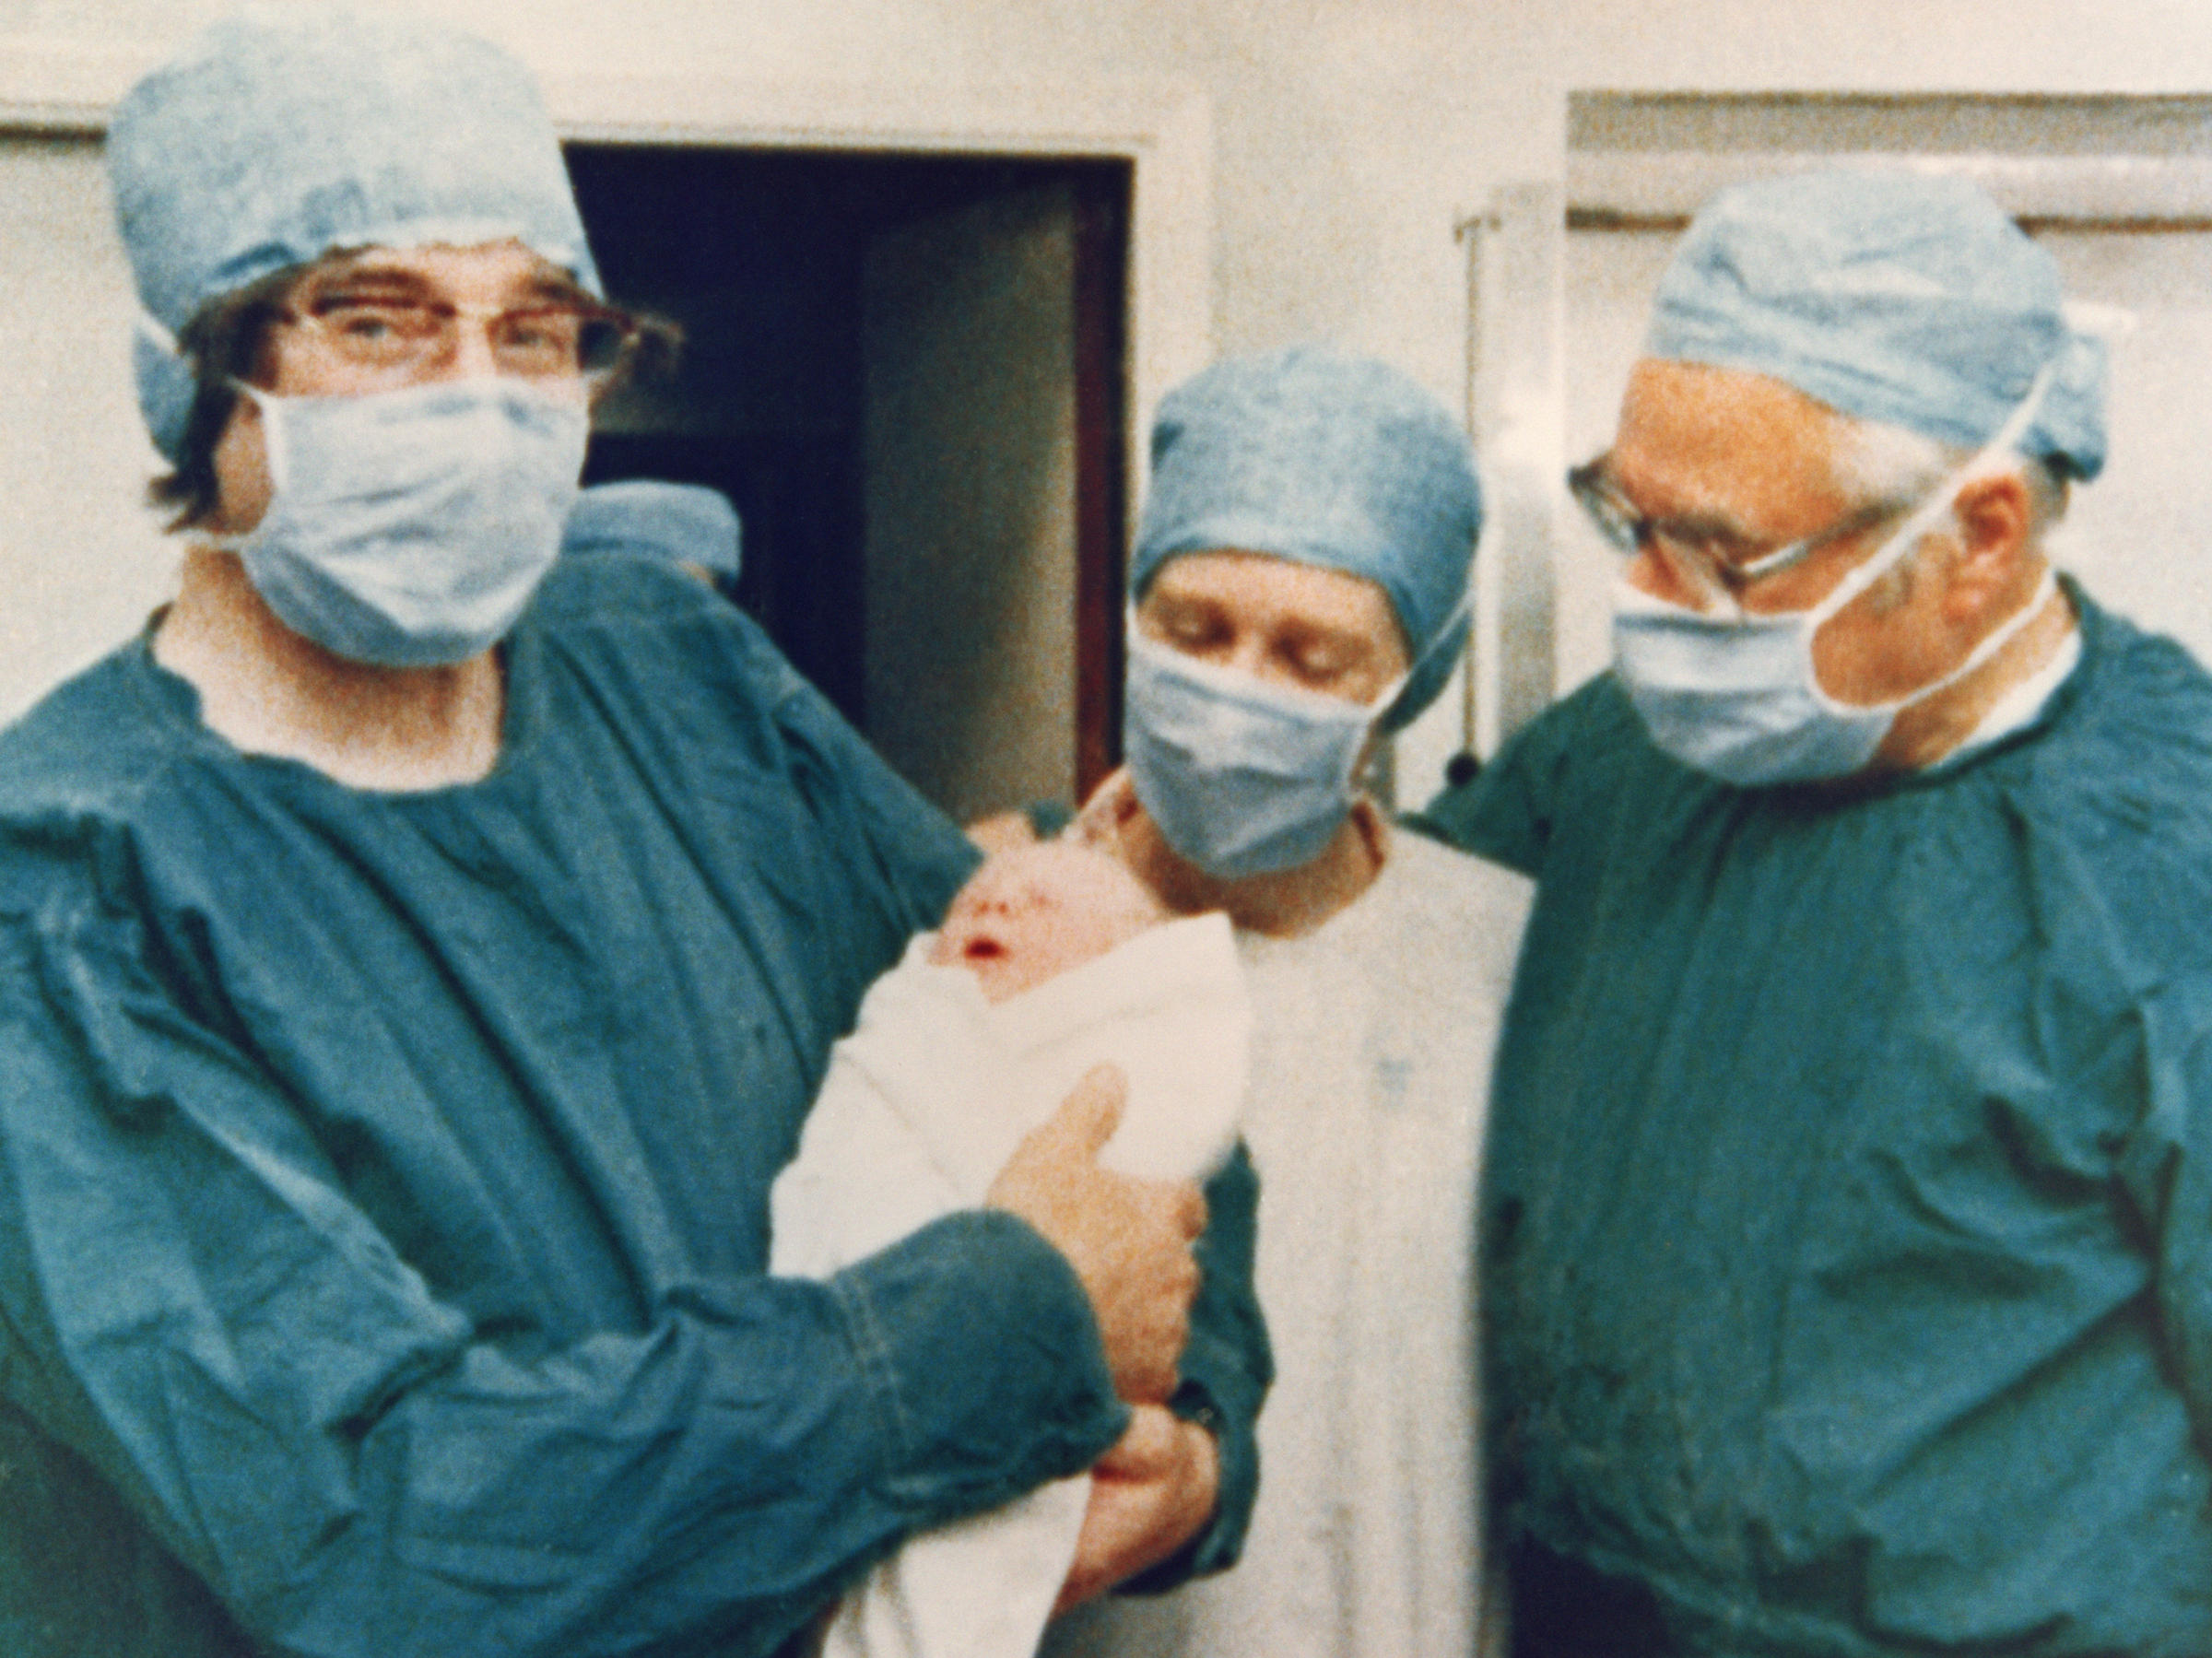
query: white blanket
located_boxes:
[770,911,1251,1658]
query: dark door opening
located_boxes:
[566,145,1131,820]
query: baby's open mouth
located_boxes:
[963,936,1006,960]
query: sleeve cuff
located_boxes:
[1110,1343,1261,1593]
[1115,1142,1270,1592]
[828,1209,1128,1525]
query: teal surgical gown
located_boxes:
[1418,586,2212,1655]
[0,557,1265,1658]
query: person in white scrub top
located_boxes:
[1041,345,1531,1658]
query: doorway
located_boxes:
[568,146,1133,823]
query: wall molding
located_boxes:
[1570,149,2212,227]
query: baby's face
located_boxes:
[931,842,1167,1004]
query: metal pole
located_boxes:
[1449,206,1496,786]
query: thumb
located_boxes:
[1041,1064,1127,1161]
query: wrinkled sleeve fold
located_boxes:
[0,902,1124,1658]
[2118,974,2212,1444]
[1123,1140,1271,1591]
[1408,687,1594,877]
[767,664,982,947]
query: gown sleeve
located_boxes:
[2114,972,2212,1446]
[1123,1140,1272,1589]
[1407,680,1616,878]
[750,630,986,942]
[0,889,1127,1658]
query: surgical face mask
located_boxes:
[1123,597,1466,879]
[1611,364,2061,787]
[223,377,588,668]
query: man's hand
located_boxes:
[987,1066,1206,1405]
[1054,1404,1221,1614]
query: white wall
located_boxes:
[12,0,2212,769]
[0,134,174,717]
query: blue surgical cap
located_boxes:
[1131,346,1482,732]
[1648,169,2105,481]
[109,7,600,462]
[563,482,743,580]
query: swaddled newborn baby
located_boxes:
[771,841,1252,1658]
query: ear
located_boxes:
[1940,472,2033,622]
[206,392,274,537]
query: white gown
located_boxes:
[1040,830,1531,1658]
[769,912,1252,1658]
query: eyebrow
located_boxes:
[299,262,593,308]
[1662,509,1762,549]
[1583,455,1761,547]
[1150,591,1375,643]
[524,274,597,306]
[298,265,429,298]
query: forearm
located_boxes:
[3,1046,1124,1658]
[1122,1141,1271,1589]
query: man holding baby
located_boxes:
[0,12,1265,1656]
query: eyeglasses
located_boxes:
[1567,458,1897,607]
[278,289,640,386]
